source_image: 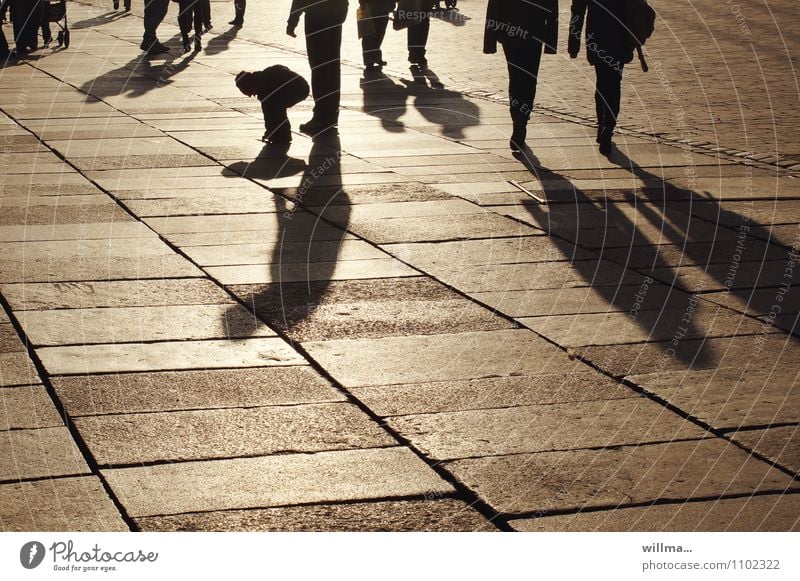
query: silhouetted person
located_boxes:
[569,0,635,156]
[484,0,558,154]
[229,0,244,26]
[141,0,170,54]
[287,0,348,136]
[176,0,205,53]
[407,0,434,67]
[235,66,310,144]
[359,0,394,71]
[112,0,131,11]
[8,0,45,54]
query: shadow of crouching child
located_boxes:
[235,65,310,145]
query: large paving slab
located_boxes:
[136,498,495,532]
[0,352,40,387]
[16,304,273,345]
[103,447,453,517]
[510,493,800,532]
[52,366,343,416]
[304,329,581,388]
[37,337,306,375]
[75,403,395,465]
[0,427,89,481]
[731,426,800,474]
[627,367,800,430]
[389,398,709,460]
[351,373,637,416]
[0,279,234,310]
[230,277,512,341]
[0,476,128,531]
[0,386,63,430]
[444,439,798,515]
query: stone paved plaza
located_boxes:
[0,1,798,532]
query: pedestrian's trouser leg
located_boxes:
[192,0,203,40]
[177,0,191,44]
[503,40,543,124]
[233,0,246,23]
[305,5,347,126]
[143,0,170,45]
[594,63,623,137]
[407,1,433,64]
[262,99,292,143]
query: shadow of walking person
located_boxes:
[359,70,408,133]
[514,148,721,371]
[224,134,350,343]
[78,33,196,101]
[608,146,800,338]
[398,66,480,140]
[203,25,238,56]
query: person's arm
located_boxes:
[287,0,305,36]
[483,0,500,54]
[568,0,588,58]
[543,0,559,54]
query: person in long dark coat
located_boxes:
[287,0,349,136]
[484,0,558,154]
[568,0,635,155]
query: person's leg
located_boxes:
[263,99,292,143]
[304,5,346,128]
[230,0,245,25]
[595,62,623,153]
[373,10,389,64]
[177,0,191,47]
[503,40,543,151]
[142,0,169,49]
[0,21,9,57]
[202,0,211,28]
[192,0,203,48]
[407,1,433,66]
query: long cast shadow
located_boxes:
[224,135,350,342]
[517,148,716,368]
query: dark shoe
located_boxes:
[598,126,613,156]
[229,19,243,27]
[141,41,170,55]
[299,119,336,137]
[194,37,202,52]
[124,2,131,11]
[204,23,213,32]
[113,0,119,8]
[183,42,191,54]
[510,119,527,153]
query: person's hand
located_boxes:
[286,24,297,37]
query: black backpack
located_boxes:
[624,0,656,72]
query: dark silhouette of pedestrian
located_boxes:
[141,0,170,54]
[7,0,46,54]
[176,0,205,53]
[287,0,348,137]
[229,0,244,26]
[407,0,434,67]
[235,66,310,145]
[112,0,131,11]
[569,0,635,156]
[359,0,394,71]
[484,0,558,155]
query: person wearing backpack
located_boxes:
[569,0,644,155]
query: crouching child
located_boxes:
[235,66,310,145]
